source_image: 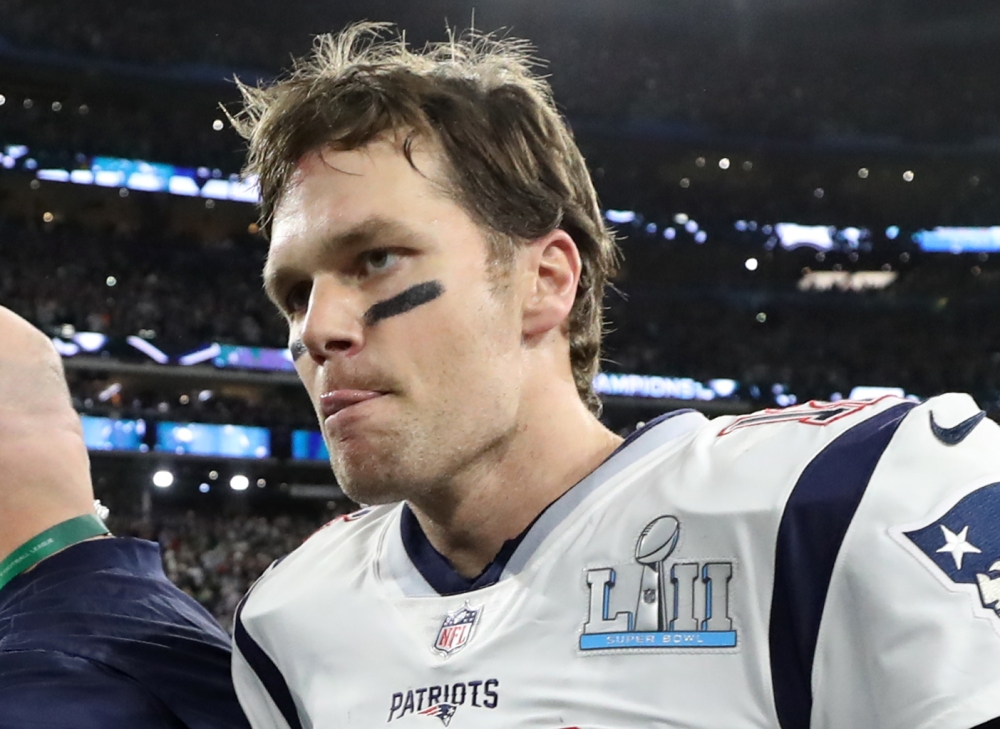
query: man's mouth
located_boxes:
[319,390,386,419]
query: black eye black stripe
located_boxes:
[289,339,308,361]
[287,280,445,360]
[363,280,444,326]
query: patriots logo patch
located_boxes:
[419,704,457,726]
[896,482,1000,627]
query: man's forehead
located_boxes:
[272,138,449,243]
[286,136,445,195]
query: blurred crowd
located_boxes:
[604,288,1000,404]
[109,510,348,630]
[0,219,283,349]
[1,1,999,162]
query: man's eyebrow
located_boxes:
[262,216,417,303]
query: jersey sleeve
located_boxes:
[813,394,1000,729]
[0,650,182,729]
[231,593,301,729]
[232,644,295,729]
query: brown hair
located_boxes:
[230,22,619,414]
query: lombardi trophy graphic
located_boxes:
[633,515,681,631]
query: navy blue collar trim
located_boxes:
[399,507,528,596]
[400,409,698,596]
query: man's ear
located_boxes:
[521,229,582,340]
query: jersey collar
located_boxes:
[395,409,707,596]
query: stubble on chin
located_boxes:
[329,449,412,506]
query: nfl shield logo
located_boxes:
[434,602,482,656]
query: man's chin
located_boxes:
[331,458,411,506]
[336,479,409,507]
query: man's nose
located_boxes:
[297,275,365,362]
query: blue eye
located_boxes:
[363,249,399,273]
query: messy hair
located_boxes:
[230,22,619,414]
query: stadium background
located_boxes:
[2,0,999,629]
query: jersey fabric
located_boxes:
[0,537,251,729]
[232,394,1000,729]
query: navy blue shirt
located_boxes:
[0,537,250,729]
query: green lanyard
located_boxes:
[0,514,110,594]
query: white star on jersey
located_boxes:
[936,524,982,569]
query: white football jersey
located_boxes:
[233,393,1000,729]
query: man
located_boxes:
[0,306,250,729]
[230,23,1000,729]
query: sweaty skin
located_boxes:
[289,280,445,360]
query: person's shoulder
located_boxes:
[0,647,249,729]
[613,396,915,484]
[247,503,400,594]
[0,650,160,728]
[890,391,996,452]
[854,391,1000,523]
[0,537,232,657]
[713,393,913,439]
[697,394,917,462]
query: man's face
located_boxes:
[265,139,524,505]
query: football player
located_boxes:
[230,22,1000,729]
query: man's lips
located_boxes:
[319,390,386,418]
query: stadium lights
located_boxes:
[126,335,169,364]
[178,343,221,366]
[97,382,122,402]
[152,470,174,489]
[745,258,759,271]
[605,209,636,224]
[903,170,915,182]
[230,475,250,491]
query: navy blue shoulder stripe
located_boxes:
[769,401,916,729]
[233,593,303,729]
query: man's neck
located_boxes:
[408,387,622,578]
